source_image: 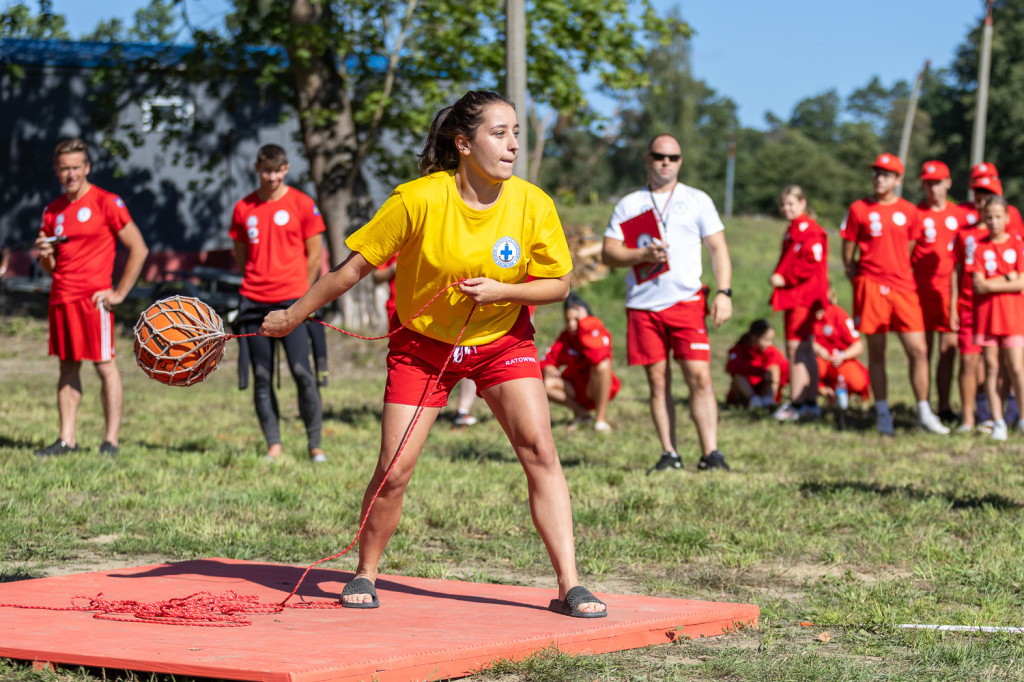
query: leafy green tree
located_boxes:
[0,0,68,39]
[938,0,1024,199]
[79,0,682,324]
[82,0,179,43]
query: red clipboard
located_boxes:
[620,209,669,284]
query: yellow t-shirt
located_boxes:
[346,171,572,345]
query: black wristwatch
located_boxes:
[717,289,733,297]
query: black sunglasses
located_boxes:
[649,152,681,162]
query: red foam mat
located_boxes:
[0,558,759,681]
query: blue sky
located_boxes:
[47,0,986,130]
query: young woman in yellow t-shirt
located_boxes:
[261,90,606,618]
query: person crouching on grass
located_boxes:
[261,90,606,618]
[541,291,620,432]
[725,319,788,410]
[967,196,1024,441]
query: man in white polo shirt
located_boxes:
[602,134,733,473]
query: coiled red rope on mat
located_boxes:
[3,280,477,626]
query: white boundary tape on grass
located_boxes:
[899,624,1024,633]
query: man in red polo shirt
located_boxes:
[912,160,976,423]
[231,144,327,463]
[841,153,948,436]
[34,138,150,457]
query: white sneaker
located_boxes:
[992,420,1008,441]
[773,402,799,422]
[594,420,612,433]
[877,411,895,436]
[918,411,951,435]
[978,420,995,434]
[954,423,974,435]
[453,411,477,427]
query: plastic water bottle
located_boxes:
[836,375,849,411]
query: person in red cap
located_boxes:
[841,153,949,436]
[965,162,1024,237]
[912,160,977,424]
[540,292,620,432]
[769,185,828,421]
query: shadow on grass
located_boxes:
[323,404,384,425]
[0,434,40,450]
[442,440,517,464]
[800,480,1023,511]
[0,568,40,583]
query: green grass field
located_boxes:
[3,214,1024,681]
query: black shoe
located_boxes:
[34,439,79,458]
[937,409,959,424]
[698,450,729,471]
[647,451,682,474]
[99,441,119,456]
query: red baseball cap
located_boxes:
[920,160,950,181]
[971,174,1003,196]
[871,153,904,175]
[970,162,999,180]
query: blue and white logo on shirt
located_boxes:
[492,236,522,268]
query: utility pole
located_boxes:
[895,60,928,198]
[971,0,994,166]
[506,0,528,179]
[724,140,736,217]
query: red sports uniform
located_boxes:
[725,342,789,404]
[967,236,1024,338]
[841,197,925,333]
[912,202,975,332]
[540,315,621,410]
[812,303,870,399]
[953,222,991,354]
[770,214,828,340]
[229,187,326,303]
[41,186,133,361]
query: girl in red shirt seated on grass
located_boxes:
[725,319,789,409]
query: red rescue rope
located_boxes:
[2,281,479,626]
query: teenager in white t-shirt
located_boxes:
[602,134,733,473]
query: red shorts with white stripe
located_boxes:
[384,308,542,407]
[626,297,711,364]
[48,298,116,362]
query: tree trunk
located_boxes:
[287,0,385,331]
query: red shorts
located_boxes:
[48,298,115,362]
[853,277,925,335]
[783,305,816,341]
[384,309,541,407]
[816,357,870,398]
[562,366,621,411]
[917,283,952,333]
[957,306,983,355]
[627,297,710,365]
